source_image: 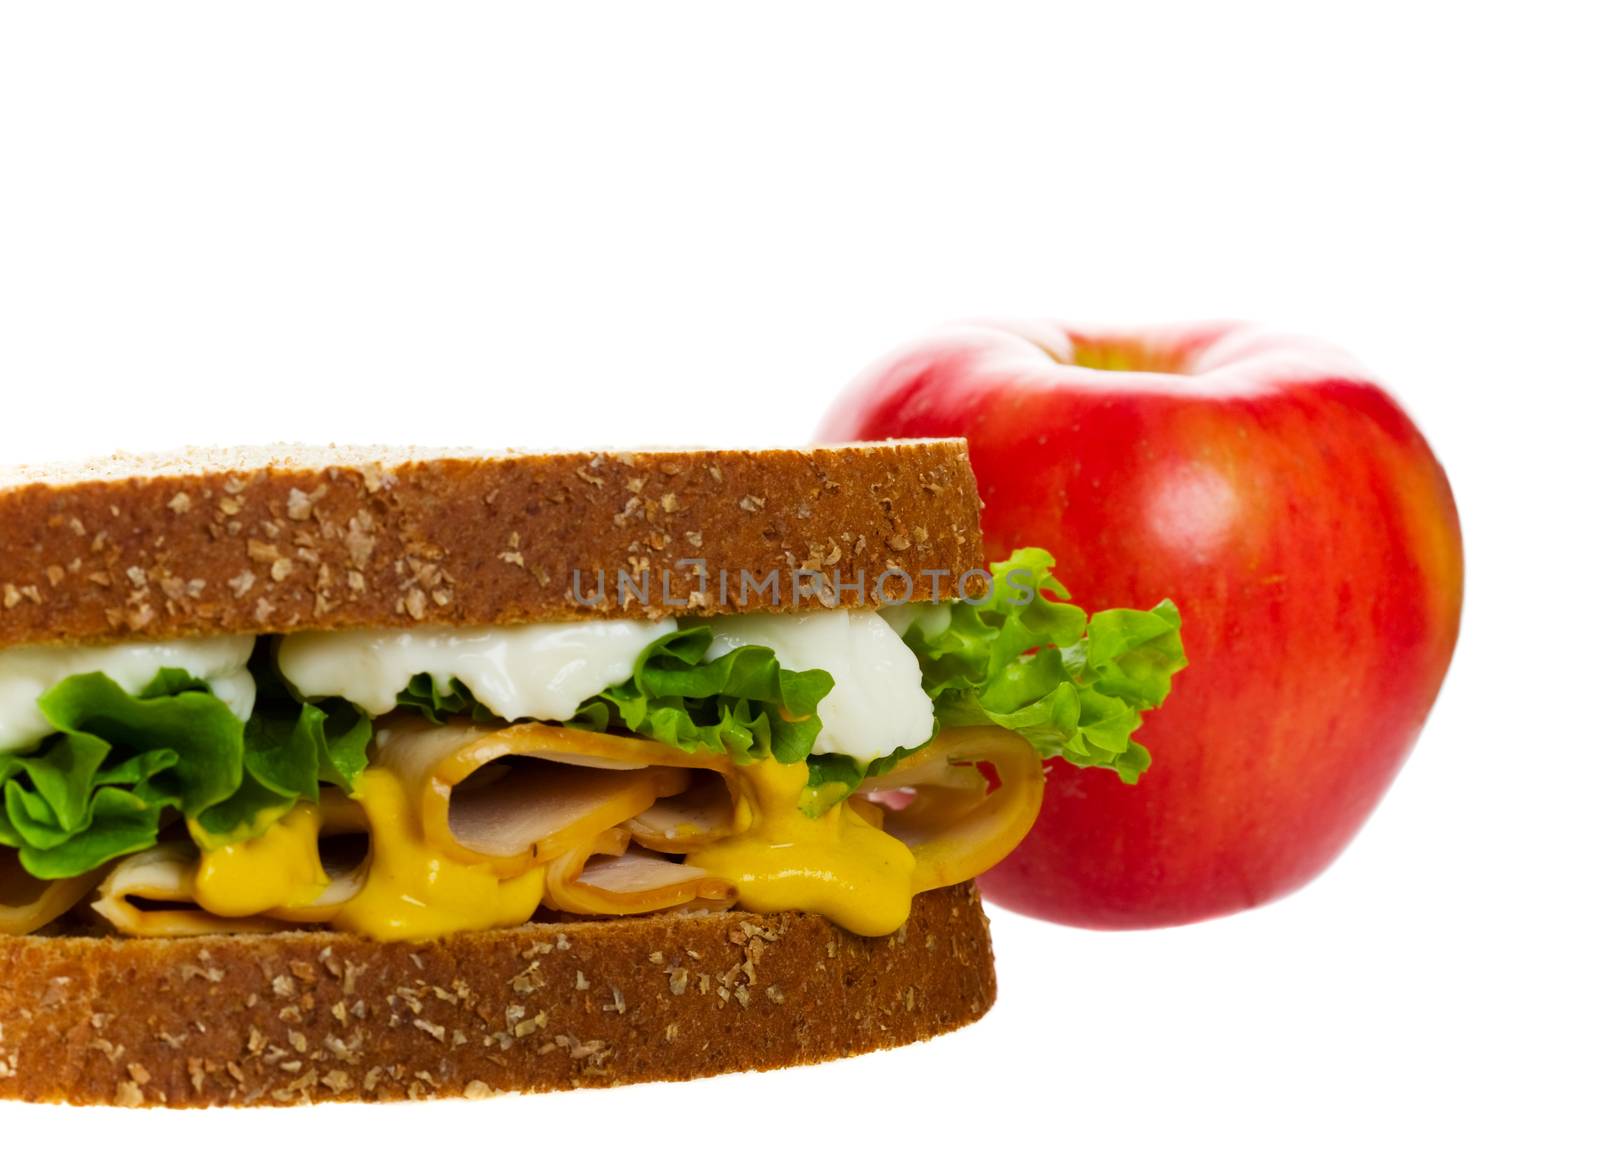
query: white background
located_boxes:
[2,3,1596,1160]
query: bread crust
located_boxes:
[0,882,995,1106]
[0,442,984,649]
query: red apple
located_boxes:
[818,322,1464,929]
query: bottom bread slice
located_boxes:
[0,881,995,1106]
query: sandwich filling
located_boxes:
[0,549,1185,941]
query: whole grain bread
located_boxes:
[0,882,995,1106]
[0,441,984,649]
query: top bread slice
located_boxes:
[0,441,984,649]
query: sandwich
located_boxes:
[0,440,1184,1105]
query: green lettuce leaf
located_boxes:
[902,547,1186,782]
[0,665,373,876]
[5,782,179,879]
[800,748,914,816]
[395,675,501,725]
[0,737,177,848]
[568,626,834,765]
[803,547,1186,809]
[353,628,835,768]
[35,669,246,817]
[196,663,372,844]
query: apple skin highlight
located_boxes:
[819,322,1464,929]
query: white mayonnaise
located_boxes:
[277,619,678,722]
[705,609,935,762]
[0,635,258,753]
